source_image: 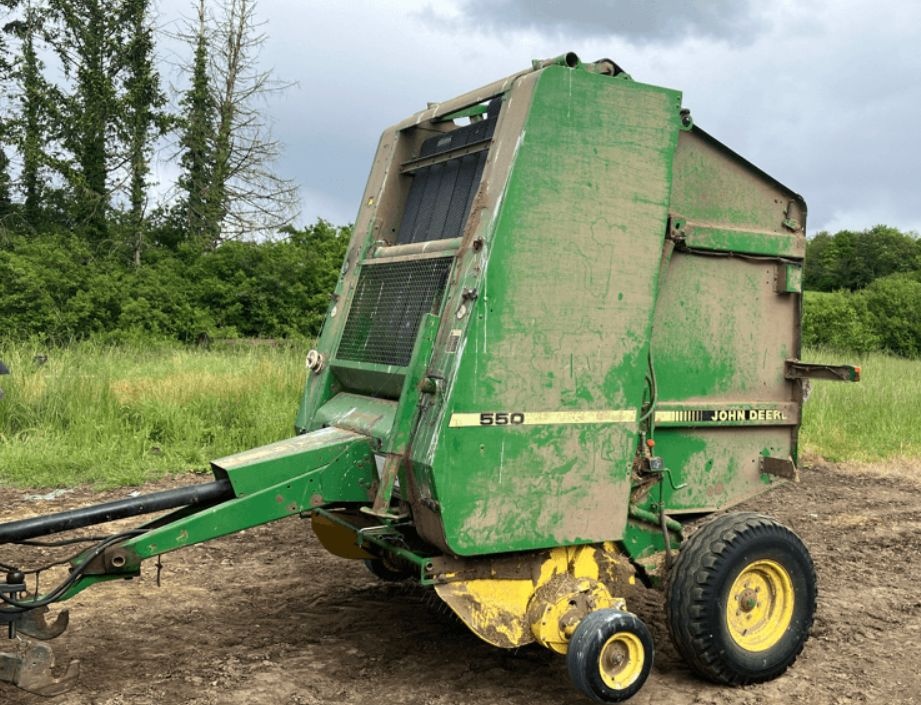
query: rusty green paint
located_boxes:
[670,127,806,236]
[371,314,440,514]
[314,392,397,440]
[214,427,373,496]
[418,67,682,556]
[681,225,805,258]
[634,429,785,515]
[651,253,795,403]
[288,60,809,565]
[283,61,809,566]
[54,428,377,602]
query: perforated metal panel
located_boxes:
[337,257,453,367]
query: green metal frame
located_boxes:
[4,54,859,613]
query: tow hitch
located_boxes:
[1,576,79,696]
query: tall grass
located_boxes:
[799,347,921,461]
[0,340,306,487]
[0,341,916,488]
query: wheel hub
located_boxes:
[598,632,645,690]
[726,559,795,652]
[738,588,759,612]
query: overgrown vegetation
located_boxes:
[0,0,295,255]
[0,1,347,348]
[799,349,921,461]
[0,219,348,342]
[0,342,915,488]
[803,226,921,357]
[0,340,306,486]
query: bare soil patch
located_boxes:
[2,459,919,705]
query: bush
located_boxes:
[0,220,349,344]
[802,291,880,353]
[862,275,921,358]
[804,275,921,358]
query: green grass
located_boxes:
[799,347,921,461]
[0,341,917,488]
[0,340,306,487]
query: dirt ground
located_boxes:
[1,458,919,705]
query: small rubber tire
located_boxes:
[665,511,817,685]
[567,609,654,703]
[364,557,411,582]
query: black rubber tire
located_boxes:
[567,609,654,703]
[364,557,411,582]
[665,511,817,685]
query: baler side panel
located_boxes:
[669,127,807,241]
[650,128,806,513]
[653,255,796,403]
[434,68,683,555]
[405,74,543,551]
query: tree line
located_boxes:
[0,1,350,344]
[803,225,921,358]
[0,219,348,342]
[0,4,917,356]
[0,0,297,256]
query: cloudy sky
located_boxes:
[156,0,921,236]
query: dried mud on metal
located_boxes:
[2,459,919,705]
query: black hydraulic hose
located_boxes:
[0,479,234,544]
[0,530,146,613]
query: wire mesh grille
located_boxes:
[337,257,453,367]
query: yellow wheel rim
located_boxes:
[598,632,645,690]
[726,559,795,652]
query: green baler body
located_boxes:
[293,61,807,560]
[0,58,840,701]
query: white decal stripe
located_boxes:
[449,410,636,428]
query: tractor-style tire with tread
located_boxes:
[665,511,816,685]
[567,609,654,703]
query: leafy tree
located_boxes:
[46,0,122,239]
[176,0,216,245]
[0,3,14,214]
[0,146,10,217]
[2,1,50,227]
[119,0,168,265]
[805,225,920,291]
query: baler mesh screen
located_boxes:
[337,257,453,367]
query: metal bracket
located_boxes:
[761,456,799,482]
[784,359,860,382]
[0,638,80,696]
[0,607,71,641]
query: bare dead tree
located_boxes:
[202,0,298,245]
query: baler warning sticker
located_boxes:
[449,409,636,428]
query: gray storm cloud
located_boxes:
[446,0,763,43]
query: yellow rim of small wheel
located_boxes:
[598,632,645,690]
[726,559,795,652]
